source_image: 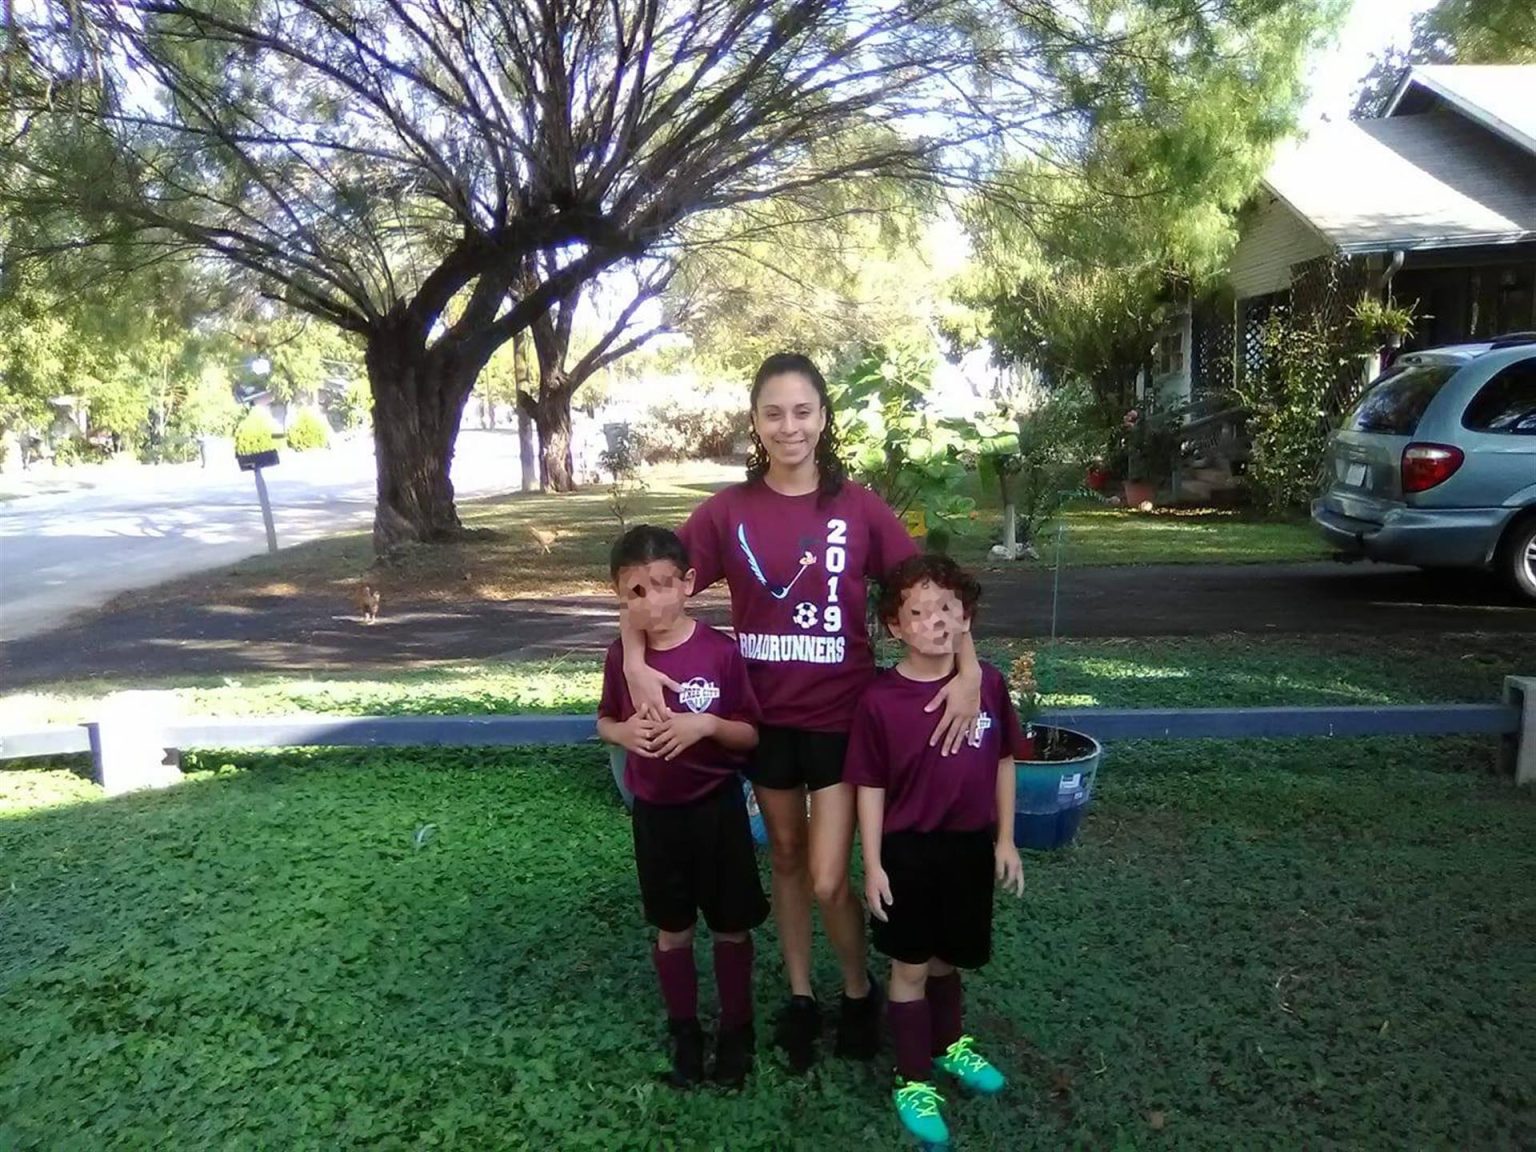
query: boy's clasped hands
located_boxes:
[615,702,717,762]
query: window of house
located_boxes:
[1156,330,1184,377]
[1463,358,1536,434]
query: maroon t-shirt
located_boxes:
[679,480,917,732]
[844,662,1023,834]
[599,623,760,805]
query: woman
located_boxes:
[622,352,983,1072]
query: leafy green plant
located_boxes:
[598,424,647,531]
[283,409,330,452]
[233,410,278,457]
[1351,295,1416,348]
[1236,312,1341,513]
[960,384,1099,555]
[830,344,975,539]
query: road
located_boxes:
[0,430,524,643]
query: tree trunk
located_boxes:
[366,326,476,553]
[513,333,536,493]
[531,387,576,492]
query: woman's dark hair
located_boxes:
[746,351,847,501]
[877,553,983,629]
[609,524,690,580]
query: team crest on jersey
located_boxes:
[967,711,994,749]
[677,676,721,714]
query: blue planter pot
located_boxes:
[1013,725,1101,851]
[608,745,635,811]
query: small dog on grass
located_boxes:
[356,583,382,624]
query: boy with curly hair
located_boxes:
[845,553,1026,1146]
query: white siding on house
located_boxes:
[1227,194,1331,299]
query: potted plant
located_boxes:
[1117,403,1179,509]
[1008,651,1103,851]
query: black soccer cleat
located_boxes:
[773,995,820,1073]
[710,1023,756,1090]
[834,971,884,1059]
[665,1017,705,1089]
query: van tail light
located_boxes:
[1401,443,1464,493]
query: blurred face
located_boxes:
[752,372,827,472]
[887,579,971,657]
[615,560,694,634]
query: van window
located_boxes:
[1462,360,1536,434]
[1346,364,1457,435]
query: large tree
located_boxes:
[4,0,1034,550]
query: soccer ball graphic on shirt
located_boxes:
[677,677,721,713]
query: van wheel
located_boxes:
[1501,515,1536,602]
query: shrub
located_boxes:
[1236,312,1338,514]
[632,381,749,462]
[234,410,278,457]
[285,409,331,452]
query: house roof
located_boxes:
[1261,111,1536,255]
[1384,65,1536,157]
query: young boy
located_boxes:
[597,524,769,1090]
[845,553,1027,1146]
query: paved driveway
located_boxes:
[3,560,1529,690]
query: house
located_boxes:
[1144,65,1536,503]
[1229,64,1536,371]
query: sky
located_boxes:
[1301,0,1441,124]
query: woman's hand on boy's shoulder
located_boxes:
[622,656,680,721]
[924,664,983,756]
[994,839,1025,897]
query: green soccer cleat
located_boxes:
[934,1035,1005,1095]
[893,1080,949,1145]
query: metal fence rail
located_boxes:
[1,703,1520,765]
[3,696,1528,796]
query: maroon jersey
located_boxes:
[679,480,917,732]
[599,623,760,805]
[844,662,1022,834]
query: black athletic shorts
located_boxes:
[631,781,769,935]
[871,828,996,969]
[750,725,849,792]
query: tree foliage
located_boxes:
[1354,0,1536,117]
[3,0,1037,548]
[961,0,1337,415]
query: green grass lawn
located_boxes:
[948,503,1328,570]
[3,735,1532,1150]
[5,639,1530,1147]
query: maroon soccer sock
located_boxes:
[653,943,698,1022]
[888,998,934,1082]
[713,937,755,1032]
[926,971,963,1056]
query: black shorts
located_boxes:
[750,725,848,792]
[632,782,769,935]
[871,828,995,969]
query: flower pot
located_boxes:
[1085,465,1112,493]
[1012,725,1101,851]
[1122,480,1156,509]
